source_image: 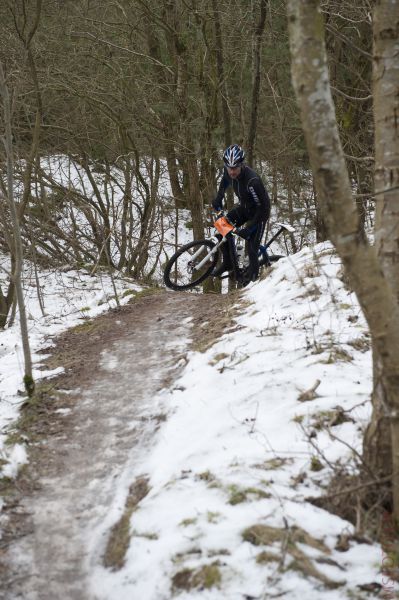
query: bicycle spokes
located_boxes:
[164,239,220,290]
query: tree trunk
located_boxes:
[246,0,268,165]
[184,153,204,241]
[211,0,232,147]
[286,0,399,520]
[313,184,328,242]
[0,285,9,329]
[165,139,185,208]
[0,61,34,396]
[364,0,399,496]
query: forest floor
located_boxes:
[0,289,232,600]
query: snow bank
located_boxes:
[90,242,380,600]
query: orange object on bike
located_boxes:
[214,216,235,237]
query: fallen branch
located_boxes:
[297,379,321,402]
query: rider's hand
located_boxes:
[212,199,223,212]
[235,227,251,240]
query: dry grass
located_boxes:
[242,523,345,588]
[103,477,150,570]
[171,562,222,591]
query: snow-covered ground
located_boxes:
[0,256,142,479]
[86,242,386,600]
[0,241,392,599]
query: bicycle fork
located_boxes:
[191,238,226,272]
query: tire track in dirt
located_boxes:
[0,290,233,600]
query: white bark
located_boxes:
[372,0,399,517]
[374,0,399,272]
[287,0,399,519]
[0,61,35,396]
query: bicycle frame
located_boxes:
[163,216,295,291]
[190,237,226,273]
[189,215,234,274]
[264,222,295,249]
[189,216,294,278]
[212,215,244,281]
[222,219,295,275]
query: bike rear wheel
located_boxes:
[258,252,286,267]
[164,239,220,291]
[268,254,285,264]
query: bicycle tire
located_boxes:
[258,253,286,267]
[268,254,285,263]
[164,239,220,291]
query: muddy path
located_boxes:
[0,290,235,600]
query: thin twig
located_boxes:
[326,427,377,480]
[306,473,393,503]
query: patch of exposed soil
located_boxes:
[0,288,238,600]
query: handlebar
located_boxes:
[213,211,239,236]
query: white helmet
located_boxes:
[223,144,245,168]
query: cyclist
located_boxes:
[211,144,271,283]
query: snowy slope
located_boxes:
[90,242,382,600]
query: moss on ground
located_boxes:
[323,347,353,364]
[243,523,345,588]
[191,292,248,354]
[256,550,279,564]
[103,477,150,571]
[254,457,294,471]
[179,518,197,527]
[171,562,222,591]
[70,320,98,334]
[228,484,271,505]
[310,408,353,430]
[5,384,63,446]
[127,287,163,302]
[310,456,324,472]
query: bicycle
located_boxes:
[163,212,295,291]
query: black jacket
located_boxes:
[212,165,270,227]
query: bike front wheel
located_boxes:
[164,239,220,291]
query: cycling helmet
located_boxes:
[223,144,245,168]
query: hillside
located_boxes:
[0,243,388,600]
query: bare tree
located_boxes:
[211,0,232,148]
[286,0,399,520]
[364,0,399,500]
[246,0,268,165]
[0,61,34,396]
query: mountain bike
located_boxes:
[163,212,295,291]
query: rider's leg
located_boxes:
[226,206,246,226]
[246,220,266,282]
[212,234,232,276]
[212,208,247,277]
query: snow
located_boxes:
[0,239,390,598]
[0,256,142,474]
[92,243,382,599]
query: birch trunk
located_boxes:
[286,0,399,520]
[0,61,35,397]
[365,0,399,495]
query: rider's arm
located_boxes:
[245,176,271,227]
[212,169,231,211]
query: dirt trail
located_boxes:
[0,290,230,600]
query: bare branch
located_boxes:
[331,86,372,102]
[70,31,174,76]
